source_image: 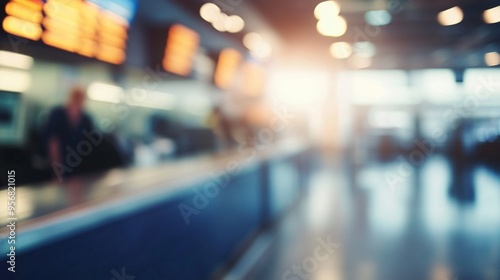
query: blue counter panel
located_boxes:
[0,140,312,279]
[1,167,263,279]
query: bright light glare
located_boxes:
[200,3,221,23]
[316,15,347,37]
[0,68,31,92]
[339,70,416,105]
[314,1,340,20]
[0,50,33,69]
[365,10,392,26]
[485,52,500,66]
[437,6,463,26]
[483,6,500,24]
[269,69,329,109]
[87,83,123,103]
[330,42,352,59]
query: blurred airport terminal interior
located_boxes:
[0,0,499,279]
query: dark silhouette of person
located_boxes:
[45,86,95,179]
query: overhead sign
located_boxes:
[214,48,241,90]
[163,24,199,76]
[2,0,136,65]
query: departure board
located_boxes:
[2,0,44,41]
[214,48,241,90]
[2,0,134,65]
[163,24,199,76]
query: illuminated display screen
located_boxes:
[214,48,241,90]
[2,0,44,41]
[2,0,136,65]
[163,24,199,76]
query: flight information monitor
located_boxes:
[214,48,242,90]
[2,0,137,65]
[162,24,199,76]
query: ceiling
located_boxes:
[141,0,500,69]
[2,0,498,69]
[247,0,500,69]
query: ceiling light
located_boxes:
[314,1,340,20]
[316,15,347,37]
[330,42,352,59]
[200,3,221,23]
[365,10,391,26]
[243,33,272,59]
[437,6,463,26]
[212,13,228,32]
[243,32,262,50]
[485,52,500,66]
[225,15,245,33]
[0,50,33,69]
[483,6,500,24]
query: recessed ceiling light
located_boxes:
[212,13,229,32]
[437,6,463,26]
[483,6,500,24]
[316,15,347,37]
[225,15,245,33]
[485,52,500,66]
[200,3,221,23]
[314,1,340,20]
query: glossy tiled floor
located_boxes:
[246,155,500,280]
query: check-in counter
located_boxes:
[0,138,313,280]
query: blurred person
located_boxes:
[44,85,99,179]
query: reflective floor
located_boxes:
[246,155,500,280]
